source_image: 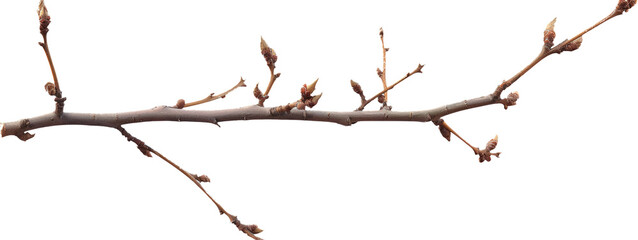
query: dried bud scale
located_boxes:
[544,18,557,49]
[37,0,50,36]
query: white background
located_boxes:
[1,1,637,239]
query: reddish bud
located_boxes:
[246,224,263,234]
[544,18,557,48]
[377,68,383,78]
[439,124,451,142]
[44,82,56,96]
[260,37,277,69]
[502,91,519,109]
[618,0,636,12]
[563,37,582,52]
[486,135,498,151]
[309,93,323,108]
[350,80,363,95]
[378,93,386,103]
[175,99,186,109]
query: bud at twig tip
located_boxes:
[544,18,557,48]
[307,78,319,94]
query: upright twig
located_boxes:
[356,64,424,111]
[378,28,389,105]
[255,37,280,106]
[37,0,65,116]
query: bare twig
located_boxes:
[37,0,65,116]
[379,28,389,103]
[356,64,424,111]
[175,78,247,109]
[116,126,263,240]
[257,37,280,106]
[493,1,634,98]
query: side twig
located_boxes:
[38,0,65,117]
[116,126,263,240]
[174,78,247,109]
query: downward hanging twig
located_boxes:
[116,126,263,240]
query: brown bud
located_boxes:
[379,27,384,37]
[194,174,210,183]
[260,37,277,68]
[439,124,451,142]
[44,82,56,96]
[253,84,263,99]
[175,99,186,109]
[308,93,323,108]
[485,135,498,151]
[378,93,386,103]
[350,80,363,95]
[563,37,582,52]
[544,18,557,48]
[306,78,318,95]
[37,0,49,20]
[377,68,383,78]
[502,91,519,109]
[246,224,263,234]
[617,0,636,12]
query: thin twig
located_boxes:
[176,78,247,109]
[493,3,629,98]
[116,126,263,240]
[379,28,388,102]
[357,64,424,111]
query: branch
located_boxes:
[1,95,497,139]
[116,126,263,240]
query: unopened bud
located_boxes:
[563,37,582,52]
[44,82,56,96]
[306,78,318,95]
[260,37,277,68]
[350,80,363,95]
[544,18,557,48]
[175,99,186,109]
[439,124,451,142]
[378,93,386,103]
[246,224,263,234]
[485,135,498,151]
[617,0,637,12]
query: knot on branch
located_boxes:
[55,96,66,117]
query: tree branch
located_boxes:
[1,94,497,139]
